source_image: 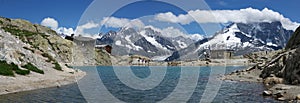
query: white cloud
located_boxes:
[41,17,74,36]
[155,8,299,30]
[74,17,145,36]
[41,17,58,30]
[57,27,74,35]
[145,26,203,41]
[101,17,145,29]
[75,21,99,35]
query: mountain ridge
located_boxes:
[165,21,293,61]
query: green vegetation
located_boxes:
[15,69,30,75]
[53,62,62,71]
[0,20,3,24]
[22,63,44,74]
[1,19,64,72]
[0,61,15,76]
[2,26,36,37]
[41,52,63,71]
[0,61,31,76]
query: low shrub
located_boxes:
[15,69,30,75]
[53,62,62,71]
[0,61,14,76]
[22,63,44,74]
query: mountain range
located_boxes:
[96,26,202,60]
[96,21,293,61]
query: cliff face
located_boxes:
[0,17,112,77]
[0,17,73,63]
[286,26,300,49]
[259,26,300,85]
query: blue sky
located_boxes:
[0,0,299,36]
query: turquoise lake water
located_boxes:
[0,66,279,103]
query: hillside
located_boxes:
[0,16,112,95]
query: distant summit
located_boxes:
[166,21,293,61]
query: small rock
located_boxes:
[296,94,300,100]
[56,82,61,88]
[263,90,272,96]
[277,97,286,101]
[281,86,292,90]
[273,92,284,98]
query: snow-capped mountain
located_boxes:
[165,21,294,61]
[96,26,202,58]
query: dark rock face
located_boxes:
[283,48,300,84]
[134,37,158,52]
[236,22,293,51]
[286,26,300,49]
[97,31,117,45]
[258,26,300,85]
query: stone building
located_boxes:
[95,45,112,54]
[72,36,96,66]
[210,49,234,59]
[129,55,151,65]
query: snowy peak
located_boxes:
[97,26,198,58]
[165,21,293,61]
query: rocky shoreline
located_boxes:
[222,66,300,102]
[0,65,86,96]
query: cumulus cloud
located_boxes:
[41,17,58,30]
[101,17,145,29]
[41,17,74,36]
[155,8,299,30]
[74,17,145,36]
[57,27,74,35]
[75,21,99,35]
[145,26,203,41]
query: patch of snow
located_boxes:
[125,35,142,51]
[194,23,242,53]
[140,30,169,51]
[177,40,187,48]
[125,45,132,49]
[188,34,204,41]
[115,40,122,46]
[243,42,250,48]
[266,42,278,47]
[151,54,172,61]
[166,45,175,49]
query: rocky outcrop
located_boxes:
[282,48,300,85]
[0,17,73,63]
[286,26,300,49]
[0,17,112,67]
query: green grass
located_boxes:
[0,61,15,76]
[2,27,36,37]
[15,69,30,75]
[53,62,62,71]
[0,61,31,76]
[41,53,63,71]
[22,63,44,74]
